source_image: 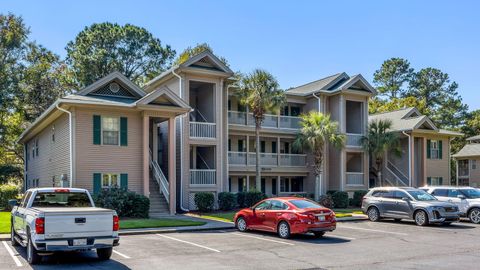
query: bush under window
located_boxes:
[95,188,150,218]
[331,191,349,208]
[218,192,236,211]
[194,192,215,212]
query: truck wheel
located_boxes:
[97,247,113,260]
[10,224,18,246]
[27,236,41,264]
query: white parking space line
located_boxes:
[156,234,221,253]
[113,249,131,259]
[229,232,295,246]
[339,225,408,236]
[2,241,22,267]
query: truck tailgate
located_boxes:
[38,207,114,239]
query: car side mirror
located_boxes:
[457,195,466,200]
[401,197,410,201]
[8,199,18,207]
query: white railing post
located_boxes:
[190,122,216,139]
[190,169,216,185]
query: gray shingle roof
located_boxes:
[63,94,138,106]
[369,108,425,131]
[286,73,345,95]
[453,144,480,158]
[467,135,480,142]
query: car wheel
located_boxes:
[277,221,291,239]
[27,235,41,264]
[414,210,429,226]
[367,207,380,222]
[10,224,18,247]
[97,247,113,260]
[468,208,480,224]
[313,231,325,238]
[236,217,248,232]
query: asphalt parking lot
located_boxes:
[1,220,479,270]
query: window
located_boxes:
[472,160,477,170]
[432,189,448,197]
[254,201,271,210]
[21,191,32,208]
[272,178,277,195]
[447,189,461,198]
[290,106,301,116]
[102,173,119,188]
[228,139,231,151]
[280,177,304,193]
[406,190,437,201]
[31,192,92,208]
[35,139,39,157]
[238,140,244,152]
[102,117,120,145]
[260,141,266,153]
[428,140,442,159]
[393,191,409,200]
[291,178,303,192]
[289,199,322,209]
[280,178,289,192]
[427,177,443,185]
[272,141,277,154]
[371,190,387,197]
[270,200,288,210]
[238,177,246,192]
[261,178,265,194]
[31,143,35,159]
[51,125,55,142]
[30,178,39,188]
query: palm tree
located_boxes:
[361,119,401,187]
[237,69,286,191]
[292,112,345,201]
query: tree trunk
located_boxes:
[314,174,321,201]
[255,122,261,192]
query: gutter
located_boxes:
[172,69,189,212]
[56,103,73,188]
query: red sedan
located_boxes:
[234,197,336,239]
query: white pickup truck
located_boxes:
[9,188,119,264]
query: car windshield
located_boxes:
[460,189,480,199]
[407,190,437,201]
[31,192,92,207]
[289,199,323,209]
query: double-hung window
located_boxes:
[102,173,119,188]
[102,117,120,145]
[430,140,439,159]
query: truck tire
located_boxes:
[27,236,41,264]
[97,247,113,260]
[11,224,19,246]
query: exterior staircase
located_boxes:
[149,176,170,217]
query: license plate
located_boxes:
[73,239,87,246]
[318,216,325,221]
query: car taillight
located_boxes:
[35,218,45,234]
[113,215,119,231]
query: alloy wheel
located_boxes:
[278,222,289,238]
[368,207,379,221]
[237,217,247,231]
[470,209,480,224]
[415,211,427,226]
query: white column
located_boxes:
[152,122,158,162]
[455,159,459,186]
[142,114,150,197]
[340,95,346,191]
[168,117,176,215]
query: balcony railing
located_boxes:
[228,111,301,129]
[228,151,306,167]
[346,133,363,147]
[190,122,216,139]
[190,169,216,185]
[346,172,364,185]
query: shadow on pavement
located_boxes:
[235,230,351,244]
[377,219,477,230]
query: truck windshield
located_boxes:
[31,192,92,207]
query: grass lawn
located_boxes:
[120,218,206,230]
[0,212,11,234]
[198,208,364,221]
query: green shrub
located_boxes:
[237,192,246,208]
[245,191,266,207]
[218,192,236,211]
[194,192,215,212]
[318,194,334,209]
[326,190,337,196]
[95,188,150,218]
[351,190,368,207]
[0,184,20,209]
[331,191,349,208]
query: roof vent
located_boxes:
[109,82,120,93]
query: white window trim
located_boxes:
[101,173,120,188]
[101,116,121,146]
[430,140,440,159]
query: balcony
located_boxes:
[346,133,363,147]
[346,172,364,185]
[228,111,301,129]
[228,151,306,167]
[190,122,216,139]
[190,169,216,185]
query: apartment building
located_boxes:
[19,50,376,214]
[369,108,462,188]
[453,135,480,187]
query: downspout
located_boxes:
[402,131,412,186]
[56,103,73,188]
[172,69,189,212]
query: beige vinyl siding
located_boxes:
[26,114,70,188]
[423,135,450,186]
[74,107,144,194]
[470,158,480,187]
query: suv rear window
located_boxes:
[31,192,92,207]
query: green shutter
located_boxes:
[426,140,431,159]
[427,177,431,185]
[438,140,443,159]
[93,173,101,195]
[120,174,128,189]
[439,177,443,185]
[120,117,128,146]
[93,115,101,145]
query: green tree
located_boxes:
[174,42,228,66]
[237,69,286,191]
[66,22,175,87]
[368,96,430,115]
[361,120,401,187]
[292,112,345,200]
[373,58,414,99]
[407,67,468,128]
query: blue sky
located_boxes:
[4,0,480,110]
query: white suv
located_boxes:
[422,186,480,224]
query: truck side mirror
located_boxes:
[8,199,18,207]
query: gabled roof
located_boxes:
[136,86,190,109]
[77,71,146,98]
[369,107,462,137]
[453,144,480,158]
[467,135,480,142]
[286,72,376,96]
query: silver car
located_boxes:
[361,187,460,226]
